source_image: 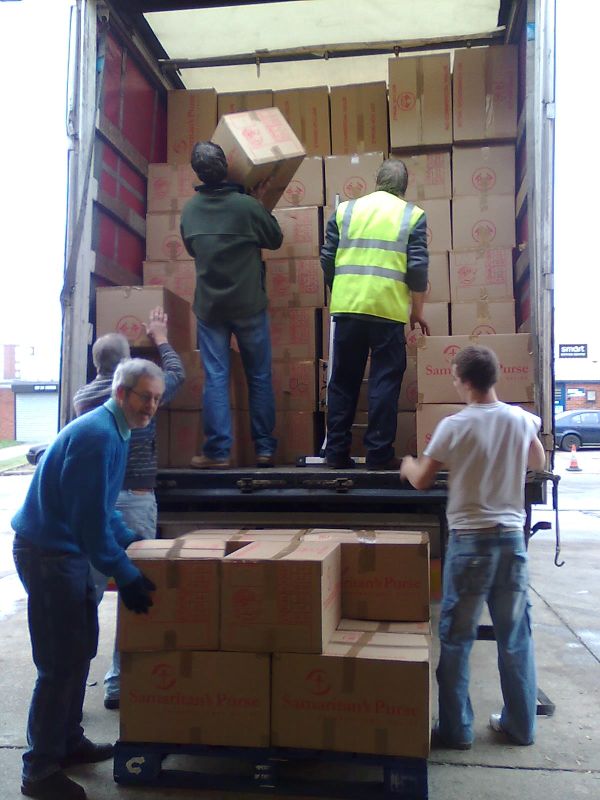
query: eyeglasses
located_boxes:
[128,388,163,406]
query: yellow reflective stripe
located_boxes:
[339,200,415,253]
[335,264,407,282]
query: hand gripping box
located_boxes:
[220,539,341,653]
[120,650,270,746]
[118,538,225,652]
[303,530,430,622]
[271,633,431,758]
[211,107,306,210]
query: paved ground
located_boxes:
[0,451,598,798]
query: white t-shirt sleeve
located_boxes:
[423,417,454,464]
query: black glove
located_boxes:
[120,574,156,614]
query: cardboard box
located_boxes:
[120,650,270,746]
[143,260,197,349]
[269,307,319,360]
[403,151,452,201]
[167,89,218,165]
[146,211,188,262]
[303,530,429,622]
[274,411,319,463]
[220,540,341,653]
[452,195,516,250]
[330,82,389,155]
[322,307,331,359]
[396,411,417,457]
[95,286,192,352]
[217,90,273,118]
[399,355,419,411]
[266,258,324,307]
[449,248,514,302]
[273,86,331,156]
[263,206,321,260]
[167,351,204,411]
[143,260,196,304]
[425,252,450,303]
[389,54,451,149]
[118,539,224,652]
[337,618,432,636]
[452,145,516,197]
[275,156,324,208]
[416,333,534,403]
[453,46,518,142]
[272,361,317,412]
[329,628,431,650]
[323,152,383,207]
[451,299,516,336]
[212,107,305,210]
[271,644,431,757]
[405,301,449,353]
[147,163,198,213]
[416,403,464,455]
[168,409,203,467]
[419,199,452,251]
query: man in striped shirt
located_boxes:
[73,306,185,708]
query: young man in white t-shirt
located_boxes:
[400,345,546,750]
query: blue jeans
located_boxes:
[436,528,537,746]
[13,535,99,781]
[92,489,157,702]
[197,310,276,459]
[326,317,406,464]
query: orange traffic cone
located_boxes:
[566,444,582,472]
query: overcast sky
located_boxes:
[0,0,596,382]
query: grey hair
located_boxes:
[375,159,409,197]
[111,358,165,398]
[92,333,130,376]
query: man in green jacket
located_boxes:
[180,141,283,469]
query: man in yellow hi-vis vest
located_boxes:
[320,159,430,469]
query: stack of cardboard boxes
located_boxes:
[94,43,532,467]
[119,528,432,759]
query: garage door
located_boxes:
[15,393,59,443]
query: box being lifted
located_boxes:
[212,107,306,210]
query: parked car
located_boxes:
[555,409,600,451]
[25,443,48,466]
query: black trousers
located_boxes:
[325,317,406,465]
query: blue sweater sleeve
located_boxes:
[406,213,429,293]
[320,210,339,290]
[61,431,140,587]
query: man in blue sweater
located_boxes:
[12,358,164,800]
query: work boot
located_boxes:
[104,695,119,710]
[256,454,276,468]
[190,454,231,469]
[60,737,114,768]
[326,454,356,469]
[21,771,86,800]
[430,725,472,751]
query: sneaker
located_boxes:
[21,771,86,800]
[366,456,402,471]
[489,713,533,745]
[60,737,114,768]
[190,454,231,470]
[325,455,356,469]
[104,695,119,710]
[430,725,472,751]
[256,454,276,468]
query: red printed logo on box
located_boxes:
[242,125,264,149]
[153,178,170,199]
[116,316,144,342]
[284,180,306,205]
[443,344,461,363]
[457,265,477,286]
[305,669,332,696]
[152,663,176,691]
[395,91,416,113]
[406,381,419,404]
[162,235,184,260]
[472,167,496,192]
[472,324,497,335]
[344,177,367,199]
[232,587,261,623]
[472,220,496,245]
[426,226,433,246]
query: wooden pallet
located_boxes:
[114,741,428,798]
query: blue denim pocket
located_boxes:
[455,554,494,596]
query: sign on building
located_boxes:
[559,344,587,359]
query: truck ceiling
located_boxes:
[109,0,514,90]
